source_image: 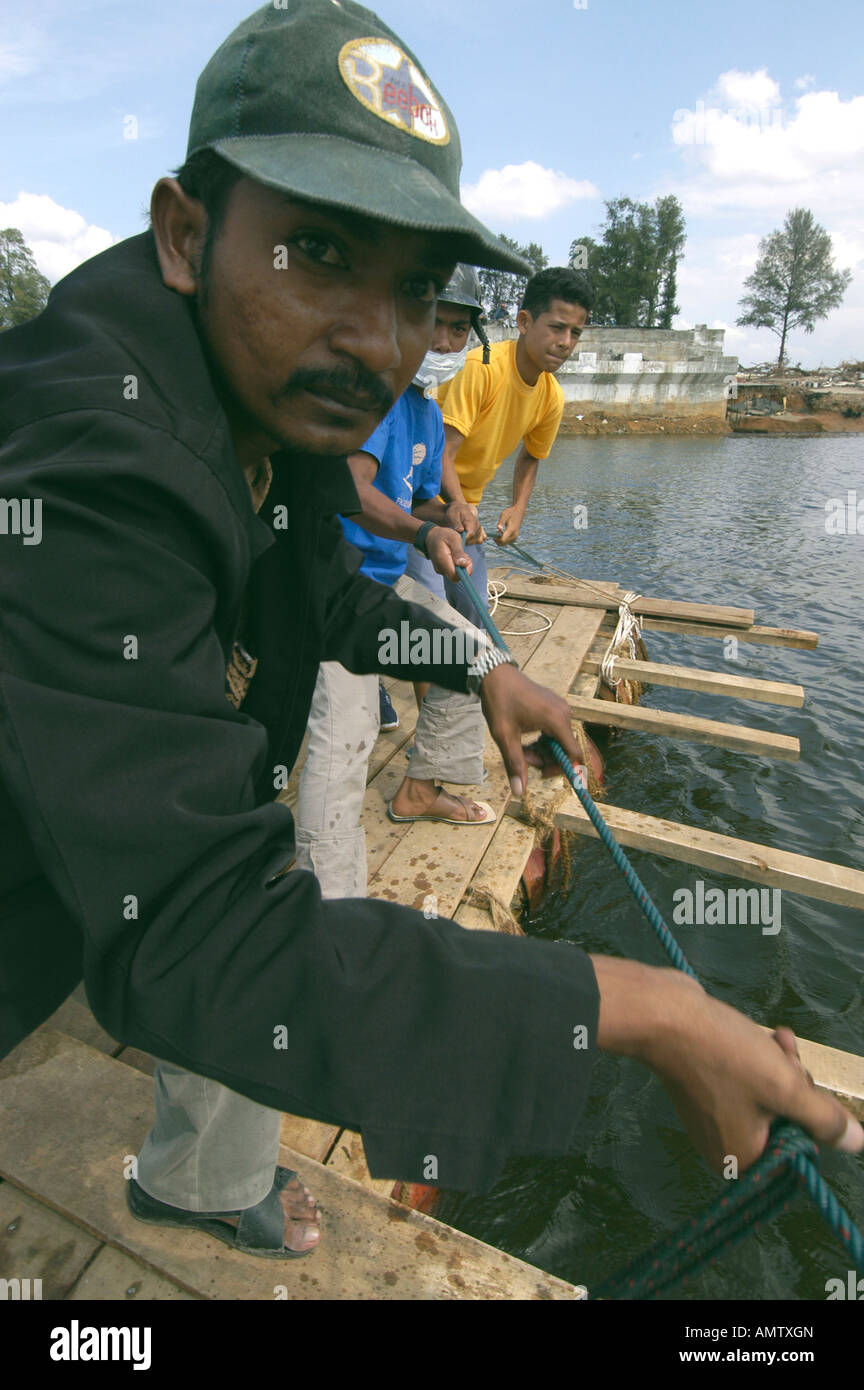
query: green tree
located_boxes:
[569,195,686,327]
[736,208,851,367]
[0,228,51,330]
[652,195,686,329]
[477,235,548,316]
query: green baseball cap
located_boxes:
[187,0,529,275]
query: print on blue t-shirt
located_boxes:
[340,387,444,586]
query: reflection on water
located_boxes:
[437,434,864,1300]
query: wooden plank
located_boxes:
[66,1244,199,1300]
[0,1183,101,1299]
[366,606,606,916]
[499,576,755,628]
[518,603,607,691]
[453,817,536,932]
[569,623,615,701]
[785,1036,864,1123]
[489,566,619,597]
[43,986,118,1056]
[567,695,800,761]
[0,1031,577,1300]
[324,1129,396,1200]
[279,1113,339,1165]
[366,762,508,916]
[514,794,864,910]
[641,617,819,649]
[583,657,805,708]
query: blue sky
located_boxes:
[1,0,862,365]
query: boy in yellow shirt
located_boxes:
[406,267,593,618]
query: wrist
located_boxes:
[466,644,518,696]
[589,956,690,1062]
[412,521,438,556]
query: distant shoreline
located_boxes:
[557,392,864,437]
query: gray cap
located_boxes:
[187,0,530,275]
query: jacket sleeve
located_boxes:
[315,515,483,690]
[0,411,599,1191]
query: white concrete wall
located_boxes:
[484,324,737,412]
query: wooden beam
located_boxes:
[567,695,800,761]
[582,657,805,707]
[509,795,864,910]
[641,617,818,649]
[0,1031,578,1300]
[453,818,536,932]
[499,576,755,628]
[782,1035,864,1122]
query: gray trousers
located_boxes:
[136,575,488,1212]
[136,1061,281,1211]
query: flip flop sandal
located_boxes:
[125,1165,320,1260]
[387,795,496,826]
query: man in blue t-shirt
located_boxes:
[295,267,495,899]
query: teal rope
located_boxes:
[486,536,548,571]
[453,556,864,1293]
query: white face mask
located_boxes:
[412,345,469,396]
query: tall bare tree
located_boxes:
[736,208,851,367]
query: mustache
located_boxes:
[278,365,395,415]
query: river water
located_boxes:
[435,432,864,1301]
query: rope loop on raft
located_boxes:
[486,578,553,636]
[600,591,643,698]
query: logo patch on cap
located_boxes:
[339,38,449,146]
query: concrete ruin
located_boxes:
[484,323,738,432]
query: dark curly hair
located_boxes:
[521,266,594,319]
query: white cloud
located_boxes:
[713,68,781,110]
[461,161,598,221]
[0,193,116,283]
[669,74,864,213]
[795,74,815,92]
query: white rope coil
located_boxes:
[487,579,553,636]
[600,591,643,692]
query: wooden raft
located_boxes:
[2,567,862,1301]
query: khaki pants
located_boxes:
[294,572,489,899]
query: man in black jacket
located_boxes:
[0,0,859,1262]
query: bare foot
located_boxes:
[223,1173,321,1253]
[391,778,489,822]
